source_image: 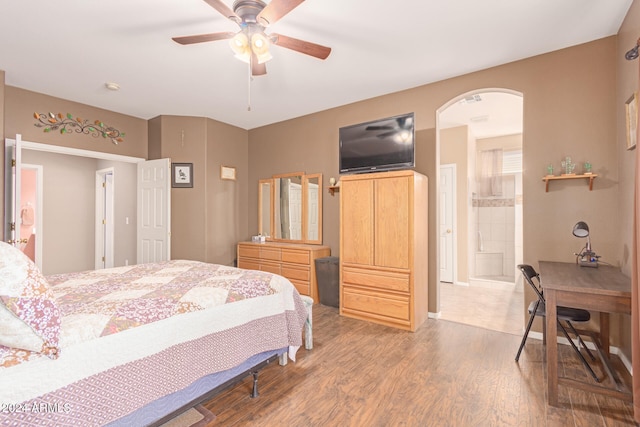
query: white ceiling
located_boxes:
[0,1,632,131]
[440,91,524,139]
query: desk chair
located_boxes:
[515,264,599,382]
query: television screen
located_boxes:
[339,112,415,174]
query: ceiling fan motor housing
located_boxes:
[233,0,267,24]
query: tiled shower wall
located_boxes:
[471,174,521,280]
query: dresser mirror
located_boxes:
[258,172,323,244]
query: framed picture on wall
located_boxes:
[220,165,236,181]
[625,92,637,150]
[172,163,193,188]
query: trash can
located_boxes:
[315,256,339,308]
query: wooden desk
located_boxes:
[538,261,632,406]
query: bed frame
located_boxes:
[109,348,288,427]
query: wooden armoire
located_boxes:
[339,170,428,331]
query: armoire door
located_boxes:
[341,178,374,266]
[374,176,410,269]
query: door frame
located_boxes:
[6,138,145,269]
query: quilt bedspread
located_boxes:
[0,260,307,426]
[49,260,278,343]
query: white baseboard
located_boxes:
[428,311,441,319]
[455,281,469,287]
[527,331,633,376]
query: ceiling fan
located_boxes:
[172,0,331,76]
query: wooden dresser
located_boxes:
[237,241,331,302]
[339,170,428,331]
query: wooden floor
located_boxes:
[202,304,635,426]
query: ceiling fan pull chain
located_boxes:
[247,60,252,111]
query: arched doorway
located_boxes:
[436,89,524,335]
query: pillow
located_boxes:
[0,241,61,358]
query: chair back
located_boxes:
[517,264,545,303]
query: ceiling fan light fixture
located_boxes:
[251,33,272,64]
[230,32,250,62]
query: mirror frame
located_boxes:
[258,172,323,244]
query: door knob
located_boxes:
[446,229,452,234]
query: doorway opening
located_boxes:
[437,90,524,335]
[20,164,43,270]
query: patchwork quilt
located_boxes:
[0,260,307,426]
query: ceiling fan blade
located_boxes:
[257,0,305,27]
[172,32,235,45]
[203,0,241,22]
[271,34,331,60]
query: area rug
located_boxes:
[159,404,216,427]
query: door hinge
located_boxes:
[102,219,106,225]
[102,256,105,262]
[10,222,15,231]
[103,182,106,188]
[11,159,16,167]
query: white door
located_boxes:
[4,135,23,247]
[137,158,171,263]
[307,182,319,241]
[440,164,455,283]
[95,169,115,269]
[289,182,302,240]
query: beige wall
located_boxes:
[614,0,640,359]
[205,118,249,265]
[149,115,248,265]
[22,150,97,274]
[4,87,148,159]
[247,36,622,344]
[441,126,470,283]
[17,151,138,275]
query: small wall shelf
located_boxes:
[328,186,340,196]
[542,173,598,192]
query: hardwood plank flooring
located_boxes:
[202,304,635,426]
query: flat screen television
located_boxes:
[339,112,415,174]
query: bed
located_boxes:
[0,241,308,426]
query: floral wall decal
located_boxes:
[33,112,125,144]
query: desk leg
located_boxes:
[600,312,610,358]
[546,289,559,406]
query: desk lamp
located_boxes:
[572,221,599,267]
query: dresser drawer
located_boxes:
[281,264,310,282]
[238,259,260,270]
[259,261,281,275]
[260,247,281,261]
[290,279,310,296]
[238,245,260,259]
[342,286,410,321]
[342,267,410,293]
[282,248,310,265]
